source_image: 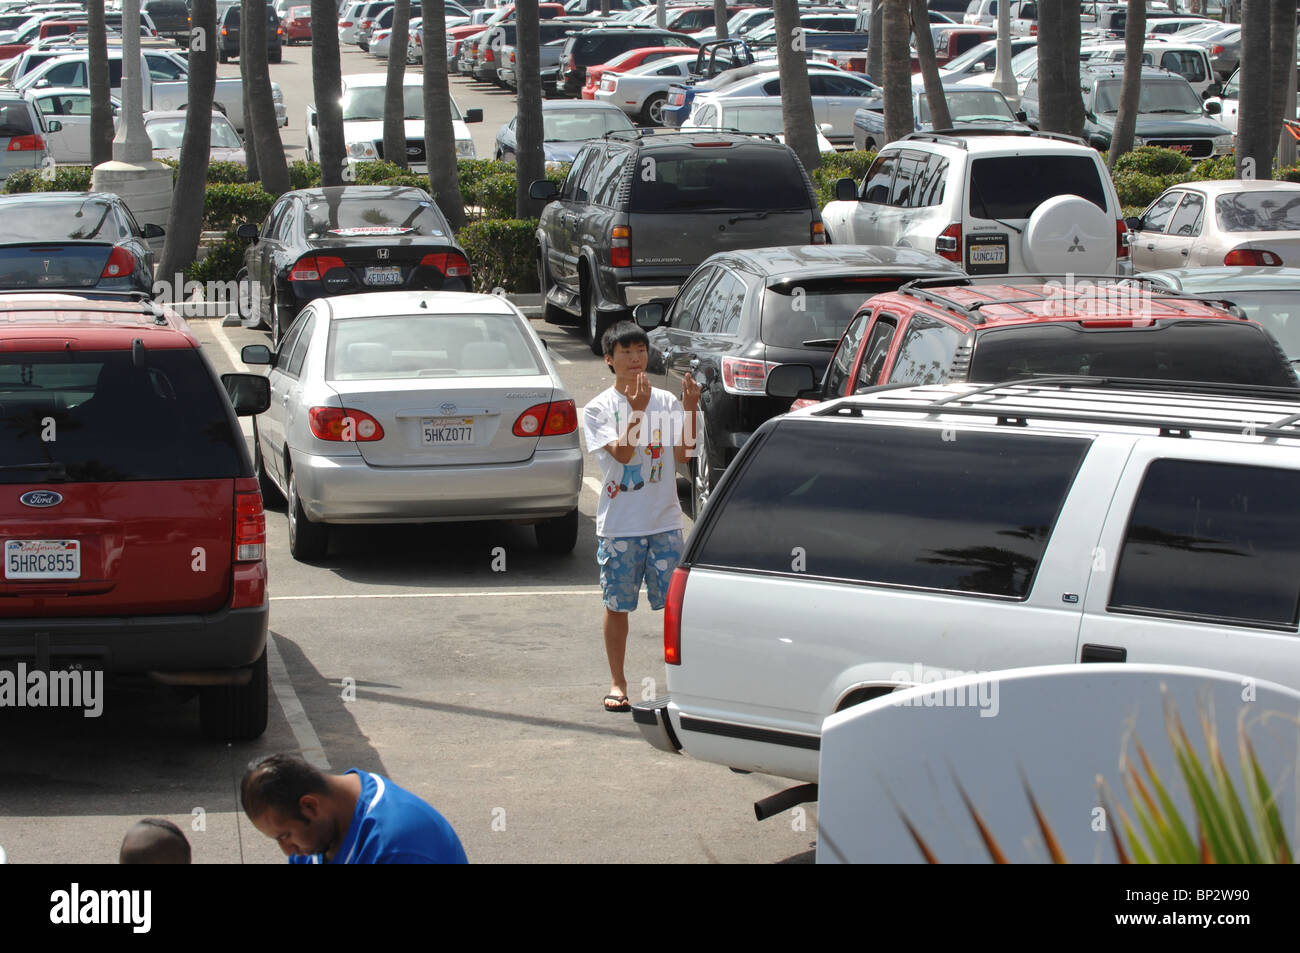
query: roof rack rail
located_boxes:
[900,129,1087,147]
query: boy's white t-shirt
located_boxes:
[581,384,688,538]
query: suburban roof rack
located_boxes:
[900,129,1087,148]
[0,291,169,324]
[605,126,758,140]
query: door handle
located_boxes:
[1080,643,1127,663]
[1180,248,1189,256]
[1145,242,1155,250]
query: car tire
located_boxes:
[199,649,268,741]
[269,48,282,63]
[642,92,667,126]
[690,422,714,521]
[583,278,609,356]
[535,507,578,554]
[287,465,329,561]
[271,287,294,350]
[253,418,285,508]
[218,49,228,63]
[537,251,570,325]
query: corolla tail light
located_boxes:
[513,400,577,437]
[309,407,385,441]
[6,134,45,151]
[1224,248,1282,266]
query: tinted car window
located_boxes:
[1110,459,1300,627]
[0,100,35,135]
[1168,192,1204,236]
[275,318,306,370]
[968,155,1107,219]
[0,349,240,484]
[669,266,716,331]
[287,315,315,377]
[856,313,900,390]
[591,150,628,208]
[0,197,130,240]
[761,278,905,350]
[824,310,870,398]
[327,314,543,379]
[890,152,927,207]
[1141,190,1182,232]
[1216,191,1300,232]
[302,193,451,239]
[967,321,1299,387]
[697,269,746,335]
[860,151,896,204]
[888,314,962,384]
[628,147,809,212]
[696,422,1089,597]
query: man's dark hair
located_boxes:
[602,321,650,370]
[241,753,330,821]
[119,818,191,864]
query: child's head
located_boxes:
[602,321,650,375]
[119,818,191,864]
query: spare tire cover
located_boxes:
[1021,194,1115,275]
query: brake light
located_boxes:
[308,407,385,441]
[670,92,683,105]
[230,479,266,608]
[512,399,577,437]
[601,76,615,91]
[221,26,227,34]
[420,251,472,277]
[1030,23,1037,35]
[935,222,961,263]
[234,489,265,562]
[100,246,137,278]
[1079,318,1150,328]
[340,19,353,26]
[6,133,44,151]
[811,221,825,244]
[277,26,282,34]
[362,17,372,27]
[1224,248,1282,266]
[289,254,346,281]
[1116,218,1129,259]
[664,567,688,665]
[610,225,630,268]
[721,356,774,395]
[692,141,732,147]
[484,46,494,61]
[1211,44,1224,55]
[791,397,820,411]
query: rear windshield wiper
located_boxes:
[0,461,66,480]
[968,174,1024,234]
[801,338,840,348]
[728,210,771,224]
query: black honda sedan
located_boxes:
[236,185,472,347]
[0,192,162,296]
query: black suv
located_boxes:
[530,129,826,353]
[218,2,284,64]
[145,0,192,46]
[558,26,699,98]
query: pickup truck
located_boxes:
[12,48,287,132]
[662,38,757,128]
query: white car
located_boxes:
[683,95,837,152]
[961,0,997,27]
[1129,180,1300,271]
[370,25,391,58]
[1203,66,1300,137]
[961,44,1039,94]
[592,53,695,125]
[145,109,246,164]
[337,0,367,44]
[304,72,481,170]
[1146,15,1217,36]
[23,86,119,164]
[910,36,1037,88]
[1079,40,1218,99]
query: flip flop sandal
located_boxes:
[603,693,631,712]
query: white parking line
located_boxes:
[266,635,331,770]
[271,588,601,601]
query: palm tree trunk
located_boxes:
[773,0,820,171]
[712,0,728,40]
[881,0,913,146]
[1061,0,1084,138]
[158,0,217,288]
[424,0,466,228]
[88,0,113,165]
[867,1,883,84]
[240,50,260,180]
[910,0,950,131]
[1265,0,1293,170]
[1106,0,1145,171]
[1035,0,1068,134]
[515,0,545,218]
[383,0,411,170]
[242,0,290,194]
[1236,0,1271,178]
[312,0,345,185]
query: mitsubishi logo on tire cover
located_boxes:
[1067,235,1085,253]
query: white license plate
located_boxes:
[422,416,474,445]
[969,244,1007,265]
[364,266,402,286]
[5,539,80,580]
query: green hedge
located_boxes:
[810,149,876,208]
[3,166,94,193]
[1112,145,1192,176]
[186,229,250,284]
[204,181,274,230]
[459,219,540,294]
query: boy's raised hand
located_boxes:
[682,371,701,411]
[628,372,652,412]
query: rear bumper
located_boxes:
[632,695,682,753]
[0,602,268,678]
[292,445,584,523]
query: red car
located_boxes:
[581,46,698,100]
[0,294,272,739]
[284,5,311,44]
[911,25,997,72]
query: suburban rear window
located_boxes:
[629,147,809,212]
[695,422,1089,597]
[0,349,241,484]
[968,321,1299,388]
[1110,459,1300,628]
[327,314,544,380]
[967,155,1107,219]
[760,278,906,350]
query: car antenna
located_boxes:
[132,338,146,368]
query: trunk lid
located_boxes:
[0,243,117,291]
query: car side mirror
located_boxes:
[765,363,817,399]
[221,372,271,416]
[1125,216,1142,231]
[142,222,165,238]
[465,107,483,123]
[310,112,317,126]
[819,122,833,134]
[971,62,986,72]
[1015,110,1027,122]
[1204,99,1222,115]
[834,177,858,202]
[241,344,273,365]
[45,119,62,132]
[529,179,558,200]
[236,221,260,241]
[633,302,665,329]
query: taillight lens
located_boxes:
[1211,44,1224,55]
[1116,218,1130,259]
[601,77,615,91]
[811,221,825,244]
[101,246,137,278]
[1224,248,1282,266]
[721,356,775,395]
[221,27,227,34]
[664,567,688,665]
[484,47,494,60]
[7,134,44,151]
[308,407,386,441]
[1030,23,1037,35]
[420,251,472,277]
[512,399,577,437]
[935,222,961,263]
[340,19,353,26]
[610,225,630,268]
[289,254,346,281]
[235,490,265,562]
[790,397,820,410]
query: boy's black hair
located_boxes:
[602,321,650,371]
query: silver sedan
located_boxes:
[243,291,583,560]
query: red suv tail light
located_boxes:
[289,254,346,281]
[231,479,267,609]
[721,356,774,395]
[6,133,44,151]
[420,251,471,277]
[309,407,386,441]
[1224,248,1282,266]
[1116,218,1130,259]
[935,223,961,263]
[235,489,265,562]
[610,225,631,267]
[512,399,577,437]
[101,246,137,278]
[664,567,688,665]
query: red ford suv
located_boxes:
[0,294,272,739]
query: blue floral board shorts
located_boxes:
[597,530,684,611]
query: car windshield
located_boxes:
[919,89,1014,122]
[303,193,449,238]
[327,314,543,380]
[1215,192,1300,232]
[341,85,460,122]
[1094,79,1202,114]
[0,198,128,240]
[542,108,632,141]
[146,116,242,150]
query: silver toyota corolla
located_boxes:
[243,291,583,561]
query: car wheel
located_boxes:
[253,418,285,508]
[269,48,282,63]
[535,508,578,554]
[583,278,608,356]
[269,287,284,349]
[537,251,570,325]
[199,649,268,741]
[287,465,329,560]
[642,92,667,126]
[218,49,228,63]
[691,422,714,521]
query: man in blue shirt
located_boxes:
[241,754,467,864]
